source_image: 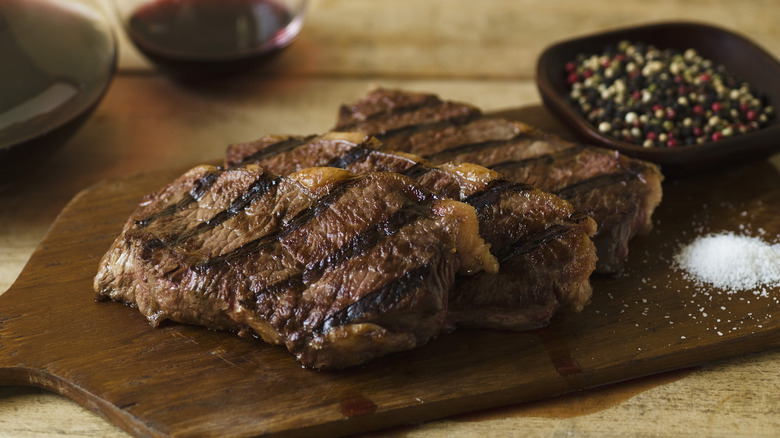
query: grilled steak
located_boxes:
[333,88,664,273]
[226,132,598,330]
[94,164,497,369]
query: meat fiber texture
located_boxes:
[94,164,497,369]
[225,132,598,331]
[333,88,664,274]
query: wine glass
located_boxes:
[112,0,308,78]
[0,0,116,187]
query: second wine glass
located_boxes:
[113,0,308,78]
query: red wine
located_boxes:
[0,0,116,186]
[126,0,302,76]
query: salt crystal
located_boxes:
[675,232,780,292]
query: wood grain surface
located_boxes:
[2,105,780,437]
[3,0,780,436]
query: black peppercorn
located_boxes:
[566,41,774,148]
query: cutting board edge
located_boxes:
[0,365,164,438]
[4,327,779,438]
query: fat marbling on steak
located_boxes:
[225,132,598,330]
[94,164,497,369]
[333,89,664,274]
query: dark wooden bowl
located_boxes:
[536,21,780,174]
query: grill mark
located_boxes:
[335,96,443,131]
[175,172,281,243]
[199,176,369,269]
[328,147,434,181]
[400,162,434,180]
[316,264,435,335]
[301,203,432,283]
[375,112,481,142]
[488,145,586,173]
[423,131,534,162]
[251,192,435,303]
[135,170,221,227]
[553,171,637,199]
[463,179,533,210]
[232,135,315,167]
[325,146,373,169]
[492,223,577,263]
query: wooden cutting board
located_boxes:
[2,119,780,437]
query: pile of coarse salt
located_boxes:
[674,232,780,293]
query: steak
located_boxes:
[94,164,497,369]
[333,88,664,273]
[226,132,598,330]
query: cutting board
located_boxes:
[3,112,780,437]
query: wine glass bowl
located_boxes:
[0,0,117,188]
[113,0,309,78]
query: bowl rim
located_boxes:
[535,20,780,170]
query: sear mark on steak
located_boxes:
[225,132,598,330]
[94,164,497,369]
[332,88,664,274]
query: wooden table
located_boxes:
[2,0,780,435]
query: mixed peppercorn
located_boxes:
[565,40,774,148]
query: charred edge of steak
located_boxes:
[134,169,222,227]
[231,135,317,168]
[316,263,438,335]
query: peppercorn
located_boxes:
[565,41,774,148]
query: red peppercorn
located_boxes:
[583,69,593,78]
[565,61,577,72]
[711,131,724,142]
[746,109,758,121]
[646,131,658,140]
[700,73,712,82]
[665,108,677,120]
[693,105,705,115]
[667,139,678,147]
[567,72,580,84]
[711,102,723,113]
